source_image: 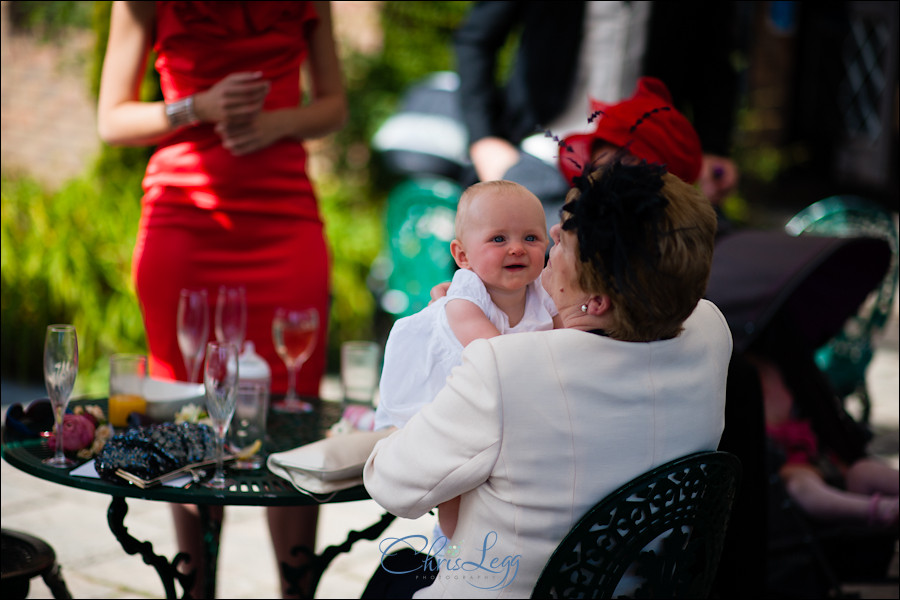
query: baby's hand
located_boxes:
[429,281,451,304]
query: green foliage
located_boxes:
[1,170,147,397]
[7,0,94,39]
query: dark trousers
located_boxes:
[362,548,437,599]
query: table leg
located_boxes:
[106,496,195,599]
[283,511,397,598]
[198,504,223,600]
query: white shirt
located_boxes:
[522,1,652,165]
[375,268,556,430]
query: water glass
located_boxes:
[230,380,269,469]
[340,341,381,408]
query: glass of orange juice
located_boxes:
[109,354,148,427]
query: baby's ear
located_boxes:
[450,239,469,269]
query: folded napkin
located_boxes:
[267,428,394,497]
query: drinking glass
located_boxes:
[203,341,239,489]
[215,285,247,351]
[341,341,381,408]
[271,307,318,412]
[44,324,78,468]
[229,380,269,469]
[108,353,148,428]
[177,288,209,383]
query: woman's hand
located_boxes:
[698,154,739,206]
[469,137,521,182]
[215,110,283,156]
[195,71,270,126]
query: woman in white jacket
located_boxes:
[363,158,732,598]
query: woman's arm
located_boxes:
[98,2,270,146]
[364,339,502,518]
[96,1,167,146]
[216,1,348,156]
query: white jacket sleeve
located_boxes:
[363,339,502,519]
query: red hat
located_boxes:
[558,77,703,185]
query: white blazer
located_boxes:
[364,299,733,598]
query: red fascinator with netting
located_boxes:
[558,77,703,186]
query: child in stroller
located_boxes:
[749,349,898,531]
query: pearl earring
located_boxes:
[581,304,588,313]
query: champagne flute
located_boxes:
[203,341,239,489]
[215,285,247,351]
[271,307,318,412]
[177,288,209,383]
[44,324,78,468]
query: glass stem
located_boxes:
[286,364,297,401]
[190,356,202,384]
[215,432,225,481]
[54,405,65,462]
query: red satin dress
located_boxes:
[133,1,329,395]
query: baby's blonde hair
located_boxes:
[454,180,541,242]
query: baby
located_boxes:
[376,180,558,540]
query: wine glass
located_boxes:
[215,285,247,351]
[203,341,239,489]
[177,288,209,383]
[271,307,318,412]
[43,324,78,468]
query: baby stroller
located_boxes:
[706,200,897,598]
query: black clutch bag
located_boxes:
[95,422,216,482]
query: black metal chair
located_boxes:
[1,529,72,599]
[532,451,741,599]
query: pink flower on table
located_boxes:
[47,413,96,452]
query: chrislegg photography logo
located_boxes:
[378,531,520,590]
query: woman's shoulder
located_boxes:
[689,299,732,338]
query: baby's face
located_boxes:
[457,190,548,294]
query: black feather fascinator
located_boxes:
[560,158,669,301]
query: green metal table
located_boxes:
[1,396,394,599]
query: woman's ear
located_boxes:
[450,239,469,269]
[586,294,612,316]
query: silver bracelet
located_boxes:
[165,95,200,129]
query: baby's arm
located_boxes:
[445,298,501,346]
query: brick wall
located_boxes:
[1,3,100,190]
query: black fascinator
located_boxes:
[561,158,669,301]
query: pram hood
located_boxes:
[706,230,892,354]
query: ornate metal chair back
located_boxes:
[532,451,741,599]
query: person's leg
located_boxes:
[361,548,436,599]
[267,505,319,599]
[781,464,895,527]
[844,457,900,496]
[170,503,225,598]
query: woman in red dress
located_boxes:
[98,2,346,597]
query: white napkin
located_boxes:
[267,428,394,496]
